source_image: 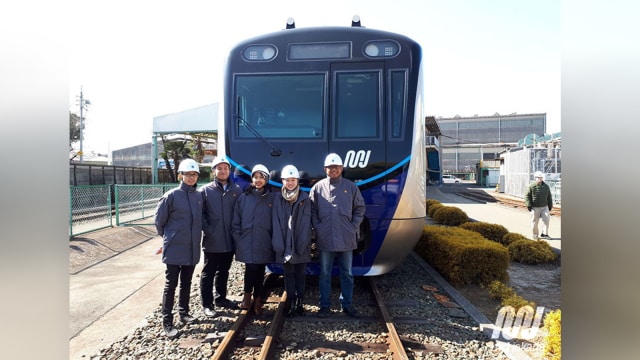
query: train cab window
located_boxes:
[335,71,380,139]
[390,70,407,138]
[235,74,324,139]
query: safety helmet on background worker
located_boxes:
[534,171,544,179]
[178,159,200,173]
[323,153,343,167]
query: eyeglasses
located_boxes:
[182,173,199,177]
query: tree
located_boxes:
[69,112,81,146]
[159,134,194,183]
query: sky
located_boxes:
[68,0,561,156]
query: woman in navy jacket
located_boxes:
[232,164,275,315]
[272,164,312,317]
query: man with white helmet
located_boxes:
[155,158,203,338]
[199,156,244,316]
[232,164,276,315]
[272,164,313,317]
[310,153,366,318]
[525,171,554,239]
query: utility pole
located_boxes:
[77,87,91,163]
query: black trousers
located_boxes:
[283,262,307,300]
[162,264,195,325]
[200,251,234,308]
[243,263,267,297]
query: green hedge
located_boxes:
[416,225,509,286]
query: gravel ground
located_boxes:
[80,252,520,359]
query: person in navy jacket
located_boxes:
[272,164,313,317]
[199,156,243,316]
[232,164,275,315]
[155,159,203,338]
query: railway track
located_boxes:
[209,274,445,359]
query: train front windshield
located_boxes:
[236,71,388,140]
[237,75,324,139]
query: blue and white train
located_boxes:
[218,17,426,276]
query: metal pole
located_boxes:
[79,88,84,163]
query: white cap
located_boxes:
[323,153,343,167]
[534,171,544,179]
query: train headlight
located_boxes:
[242,45,278,61]
[363,41,400,58]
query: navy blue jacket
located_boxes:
[272,189,313,264]
[155,182,203,266]
[232,187,275,264]
[199,179,243,253]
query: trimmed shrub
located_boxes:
[425,199,441,214]
[501,293,535,309]
[459,222,509,243]
[508,239,558,264]
[501,232,529,246]
[487,280,535,309]
[427,202,444,218]
[432,206,469,226]
[416,225,509,286]
[543,309,561,360]
[487,280,515,300]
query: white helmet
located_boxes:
[211,156,231,169]
[534,171,544,179]
[323,153,343,167]
[281,165,300,179]
[178,159,200,173]
[251,164,270,179]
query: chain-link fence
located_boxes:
[114,185,173,226]
[69,184,174,238]
[69,185,113,237]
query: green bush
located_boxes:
[501,232,529,246]
[416,225,509,286]
[432,206,469,226]
[487,280,535,309]
[501,293,535,309]
[425,198,441,213]
[427,203,444,218]
[459,222,509,243]
[508,239,558,264]
[487,280,514,300]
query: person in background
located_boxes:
[310,153,366,318]
[154,158,203,339]
[232,164,275,315]
[525,171,554,239]
[199,156,243,317]
[272,164,313,317]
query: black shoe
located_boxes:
[163,325,179,338]
[295,304,305,316]
[203,307,217,317]
[317,307,330,318]
[215,298,238,309]
[342,305,360,318]
[540,234,551,239]
[179,314,196,324]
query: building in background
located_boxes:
[436,113,547,179]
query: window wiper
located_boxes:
[236,113,282,157]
